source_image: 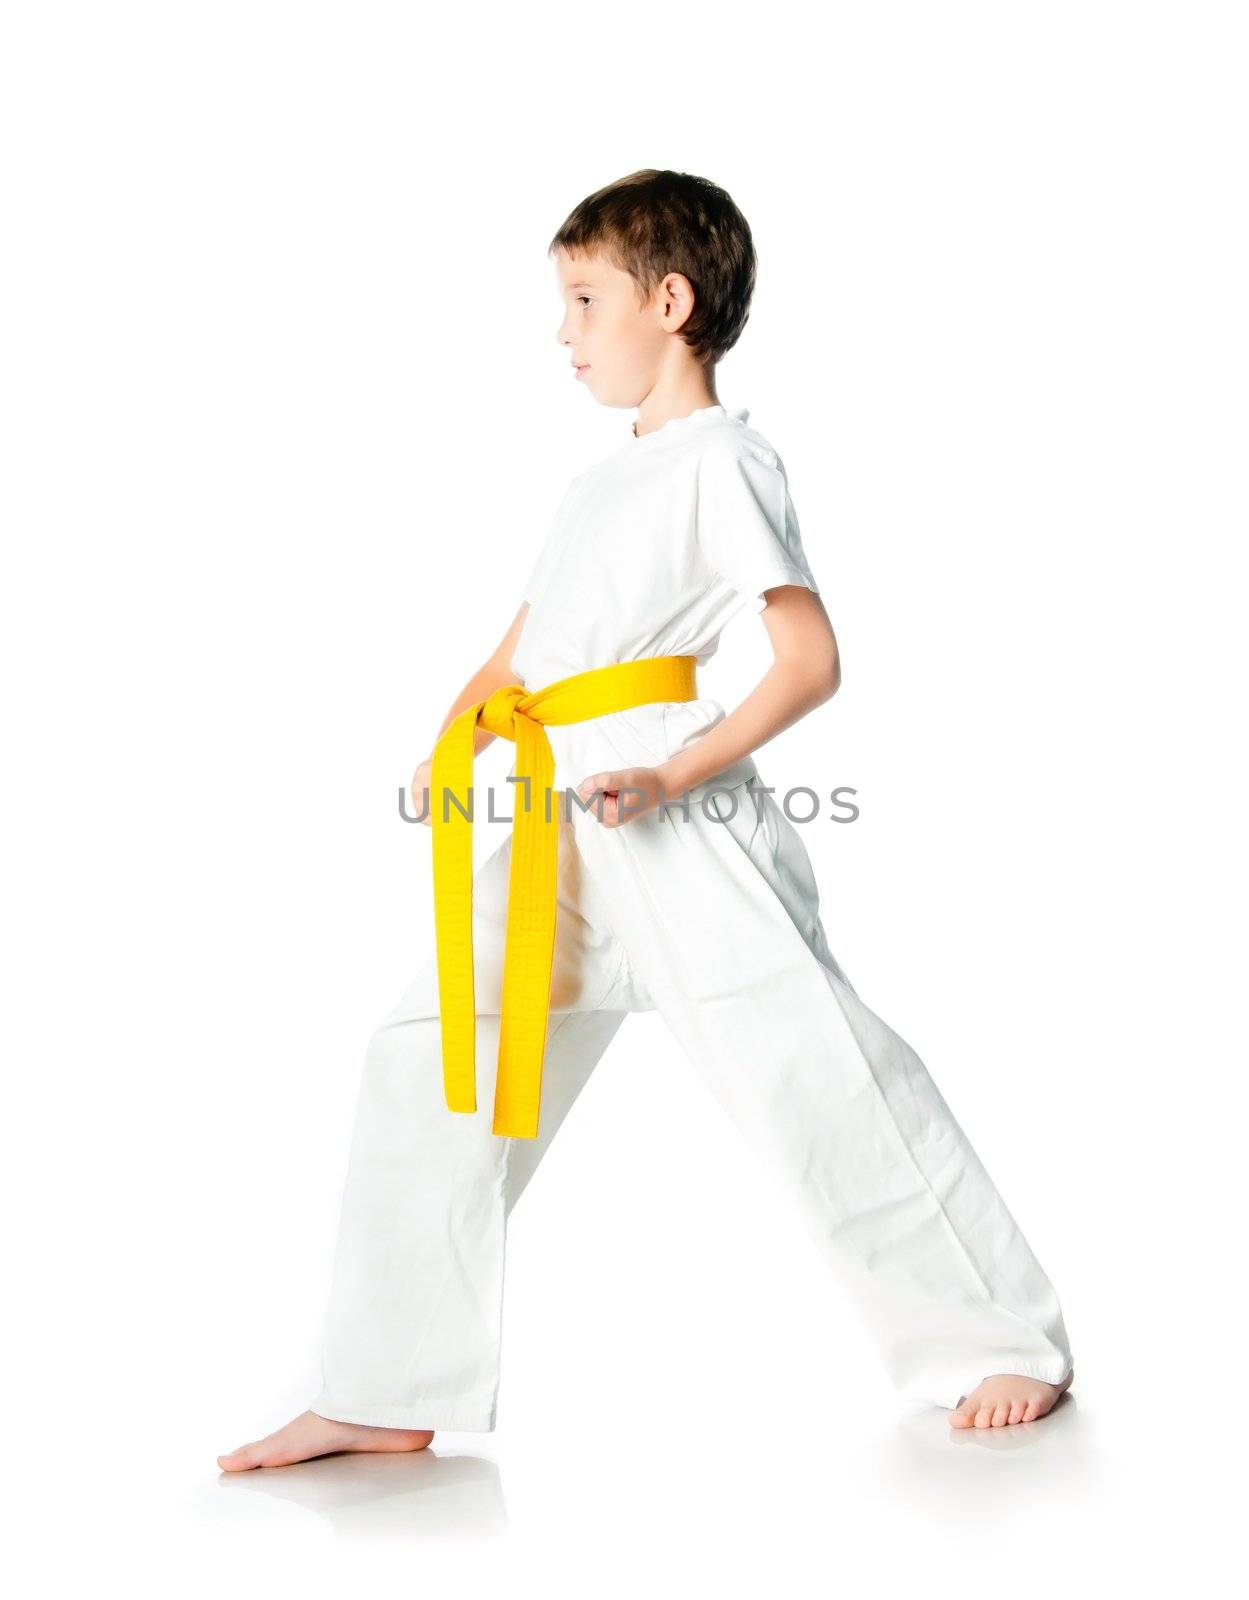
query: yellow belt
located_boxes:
[430,654,698,1140]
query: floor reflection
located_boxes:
[217,1447,507,1542]
[873,1394,1102,1520]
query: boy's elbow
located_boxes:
[791,644,839,706]
[796,653,839,708]
[819,642,841,702]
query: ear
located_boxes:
[660,272,696,332]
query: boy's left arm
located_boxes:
[576,585,840,828]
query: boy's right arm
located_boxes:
[410,601,531,825]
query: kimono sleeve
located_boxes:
[521,476,581,607]
[694,441,820,613]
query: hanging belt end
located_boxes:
[444,1079,478,1115]
[492,1108,540,1140]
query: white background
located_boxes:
[3,1,1245,1593]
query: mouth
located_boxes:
[573,362,590,379]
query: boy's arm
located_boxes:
[576,586,839,823]
[410,601,531,822]
[434,600,532,752]
[659,585,839,797]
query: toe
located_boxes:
[1007,1398,1027,1425]
[991,1401,1010,1427]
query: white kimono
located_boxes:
[311,405,1073,1430]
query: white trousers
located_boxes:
[311,760,1073,1431]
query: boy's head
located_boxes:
[549,169,756,409]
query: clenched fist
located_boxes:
[575,766,668,829]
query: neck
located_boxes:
[631,383,720,439]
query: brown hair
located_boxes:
[548,169,757,367]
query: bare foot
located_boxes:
[949,1368,1073,1429]
[217,1408,434,1471]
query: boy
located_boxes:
[219,169,1073,1471]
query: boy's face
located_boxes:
[555,247,684,408]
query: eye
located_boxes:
[577,296,593,307]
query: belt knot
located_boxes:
[478,684,532,741]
